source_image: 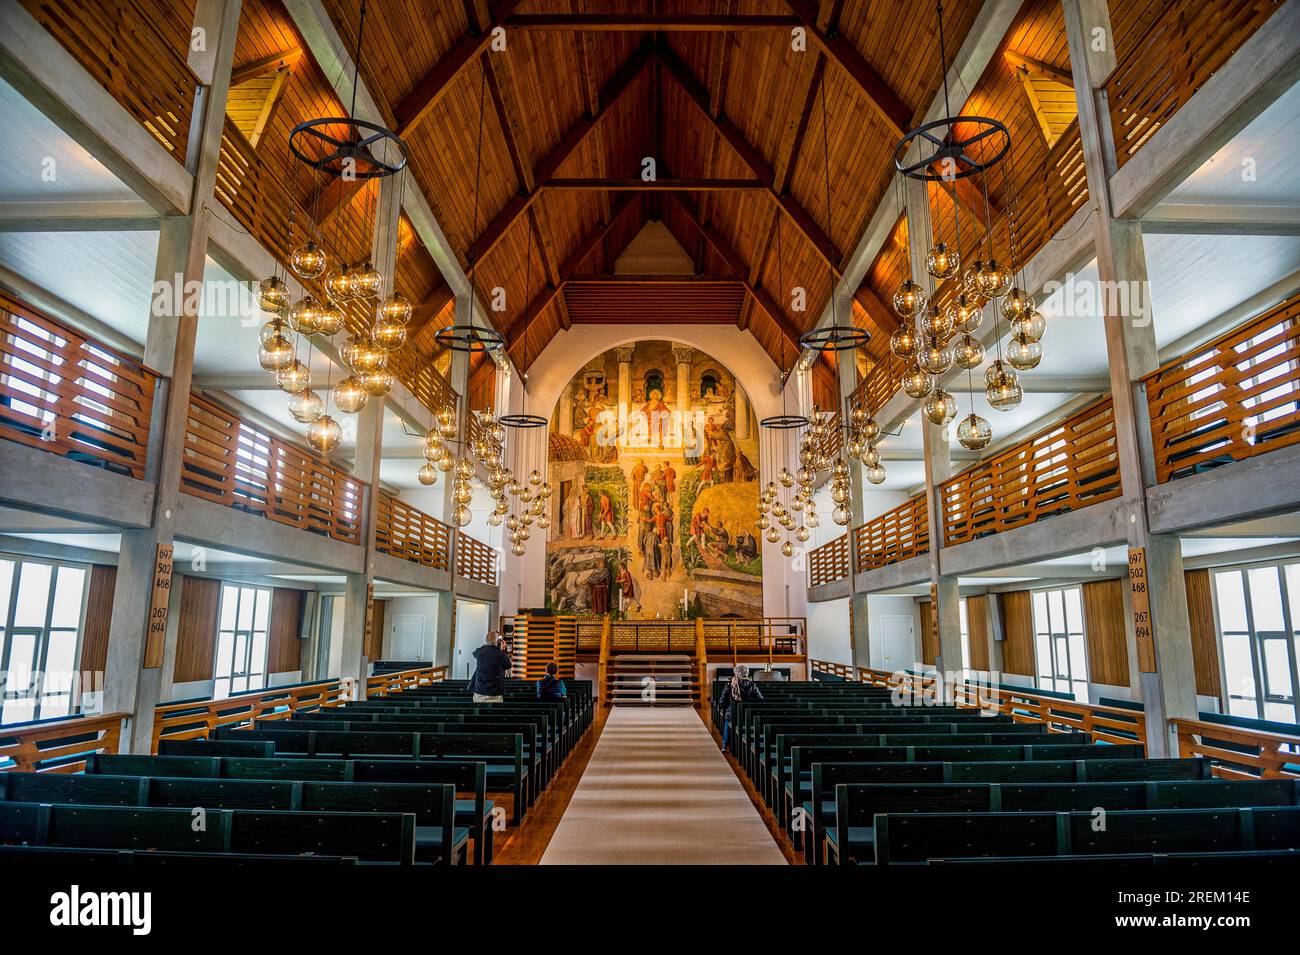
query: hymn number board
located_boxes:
[1127,547,1157,673]
[144,542,174,668]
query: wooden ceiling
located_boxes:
[298,0,986,403]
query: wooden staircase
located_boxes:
[606,654,697,706]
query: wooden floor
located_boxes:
[538,705,787,865]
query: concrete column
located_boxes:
[834,307,869,672]
[902,171,963,692]
[616,345,634,445]
[338,138,404,698]
[672,345,692,443]
[557,380,573,435]
[1064,0,1197,755]
[435,295,472,662]
[103,0,241,752]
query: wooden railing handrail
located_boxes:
[1141,290,1300,484]
[182,392,367,544]
[0,711,129,773]
[0,291,161,479]
[456,531,499,586]
[375,491,451,569]
[851,493,929,573]
[1170,717,1300,780]
[808,533,850,586]
[365,665,448,697]
[937,396,1121,547]
[151,679,349,752]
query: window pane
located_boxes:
[1068,632,1089,682]
[1214,571,1248,631]
[214,632,234,677]
[13,563,52,627]
[1032,592,1049,634]
[50,566,85,629]
[1048,589,1065,630]
[250,632,266,674]
[0,559,14,622]
[236,588,254,631]
[1054,636,1070,679]
[219,585,239,630]
[253,589,270,630]
[1035,632,1052,678]
[1261,638,1293,698]
[234,633,248,674]
[1248,567,1285,632]
[1221,632,1257,717]
[7,632,36,696]
[1285,564,1300,635]
[44,629,76,680]
[1064,588,1083,633]
[213,677,230,700]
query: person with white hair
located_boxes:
[718,663,763,751]
[469,630,512,703]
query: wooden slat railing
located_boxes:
[810,659,855,680]
[151,679,349,752]
[182,393,366,544]
[702,618,806,664]
[375,491,451,569]
[857,667,1148,748]
[1171,717,1300,780]
[849,352,905,419]
[1,292,159,478]
[19,0,199,163]
[0,712,129,773]
[365,665,448,697]
[456,531,498,586]
[1142,292,1300,483]
[1106,0,1284,169]
[938,397,1121,547]
[808,533,850,586]
[852,494,929,572]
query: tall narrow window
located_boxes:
[0,556,89,724]
[1213,563,1299,723]
[213,584,270,699]
[958,598,970,671]
[1031,586,1089,701]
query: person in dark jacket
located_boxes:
[719,664,763,751]
[536,662,567,701]
[470,631,513,702]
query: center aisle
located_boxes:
[539,706,787,865]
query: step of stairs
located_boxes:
[606,654,698,706]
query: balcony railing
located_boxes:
[365,665,448,697]
[181,393,366,544]
[374,491,451,569]
[19,0,199,163]
[0,292,159,478]
[808,533,850,586]
[1106,0,1284,170]
[456,531,498,586]
[939,397,1121,547]
[0,711,129,773]
[852,494,929,573]
[1142,292,1300,484]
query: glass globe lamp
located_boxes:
[289,295,326,335]
[1005,333,1043,371]
[924,388,959,426]
[257,334,296,372]
[306,414,342,453]
[276,360,310,394]
[379,293,412,326]
[333,376,369,413]
[926,242,959,280]
[889,326,919,360]
[290,243,327,280]
[891,279,928,319]
[258,276,290,313]
[952,334,985,370]
[287,388,323,424]
[902,369,935,399]
[957,413,993,451]
[417,463,438,486]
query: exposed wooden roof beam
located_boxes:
[502,14,801,31]
[230,47,303,85]
[655,41,842,271]
[465,42,653,266]
[1004,50,1073,87]
[393,0,528,138]
[778,0,913,136]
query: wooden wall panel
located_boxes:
[174,576,221,684]
[267,588,304,674]
[1082,579,1130,687]
[1185,569,1222,698]
[365,598,387,661]
[966,594,990,671]
[918,600,938,666]
[999,590,1036,676]
[78,565,116,676]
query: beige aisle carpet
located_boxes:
[539,705,787,865]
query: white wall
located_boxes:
[381,595,440,662]
[808,597,852,665]
[452,600,490,679]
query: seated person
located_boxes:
[536,662,567,701]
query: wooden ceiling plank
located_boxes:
[779,0,914,136]
[393,0,529,138]
[502,14,802,31]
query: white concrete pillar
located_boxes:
[103,0,242,752]
[616,345,634,445]
[672,345,692,442]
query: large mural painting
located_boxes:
[545,341,762,619]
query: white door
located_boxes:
[390,613,427,661]
[880,614,916,673]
